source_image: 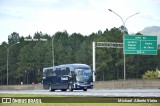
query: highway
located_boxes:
[0,89,160,97]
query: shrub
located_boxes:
[142,70,160,79]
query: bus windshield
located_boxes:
[75,69,92,82]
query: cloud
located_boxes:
[0,0,160,44]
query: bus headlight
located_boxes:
[90,82,93,85]
[76,83,80,86]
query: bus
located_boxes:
[43,64,93,91]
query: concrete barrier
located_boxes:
[0,84,43,90]
[94,79,160,89]
[0,80,159,90]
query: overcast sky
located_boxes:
[0,0,160,44]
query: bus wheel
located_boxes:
[83,89,87,91]
[69,85,73,92]
[49,85,55,92]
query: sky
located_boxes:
[0,0,160,44]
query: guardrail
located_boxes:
[0,84,43,90]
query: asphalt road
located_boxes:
[0,89,160,97]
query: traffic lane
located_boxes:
[0,89,160,97]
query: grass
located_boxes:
[0,94,159,106]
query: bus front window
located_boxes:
[75,69,92,82]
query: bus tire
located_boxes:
[69,85,73,92]
[49,85,55,92]
[83,89,87,91]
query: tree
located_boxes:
[8,32,19,44]
[0,42,7,84]
[54,31,69,65]
[0,28,160,85]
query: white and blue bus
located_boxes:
[43,64,93,91]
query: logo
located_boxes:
[2,98,11,103]
[1,98,42,103]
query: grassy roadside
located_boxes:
[1,103,160,106]
[1,103,159,106]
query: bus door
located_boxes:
[60,67,70,88]
[53,68,61,88]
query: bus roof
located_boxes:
[43,66,59,71]
[43,64,90,71]
[59,63,90,69]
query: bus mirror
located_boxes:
[92,70,94,73]
[71,71,75,76]
[92,70,96,75]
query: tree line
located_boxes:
[0,28,159,85]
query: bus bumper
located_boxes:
[74,82,93,90]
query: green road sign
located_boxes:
[123,35,157,55]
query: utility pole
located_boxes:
[6,42,20,85]
[108,9,140,80]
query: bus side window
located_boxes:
[55,68,61,76]
[66,67,70,75]
[47,68,55,76]
[61,67,70,75]
[61,68,65,75]
[43,69,47,78]
[70,67,75,75]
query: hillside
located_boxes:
[140,26,160,44]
